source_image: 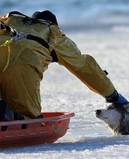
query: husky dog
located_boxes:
[95,103,129,135]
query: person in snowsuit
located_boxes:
[0,10,128,121]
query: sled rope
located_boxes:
[2,46,11,72]
[0,39,13,72]
[0,33,26,72]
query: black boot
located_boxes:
[0,100,24,121]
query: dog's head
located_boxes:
[95,103,129,135]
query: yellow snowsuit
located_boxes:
[0,13,115,118]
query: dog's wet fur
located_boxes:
[96,103,129,135]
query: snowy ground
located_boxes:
[0,28,129,158]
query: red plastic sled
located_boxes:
[0,112,74,148]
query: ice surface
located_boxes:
[0,30,129,159]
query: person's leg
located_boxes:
[1,53,42,119]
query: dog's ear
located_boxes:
[123,103,129,112]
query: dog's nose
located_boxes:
[95,110,101,116]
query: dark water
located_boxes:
[0,0,129,31]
